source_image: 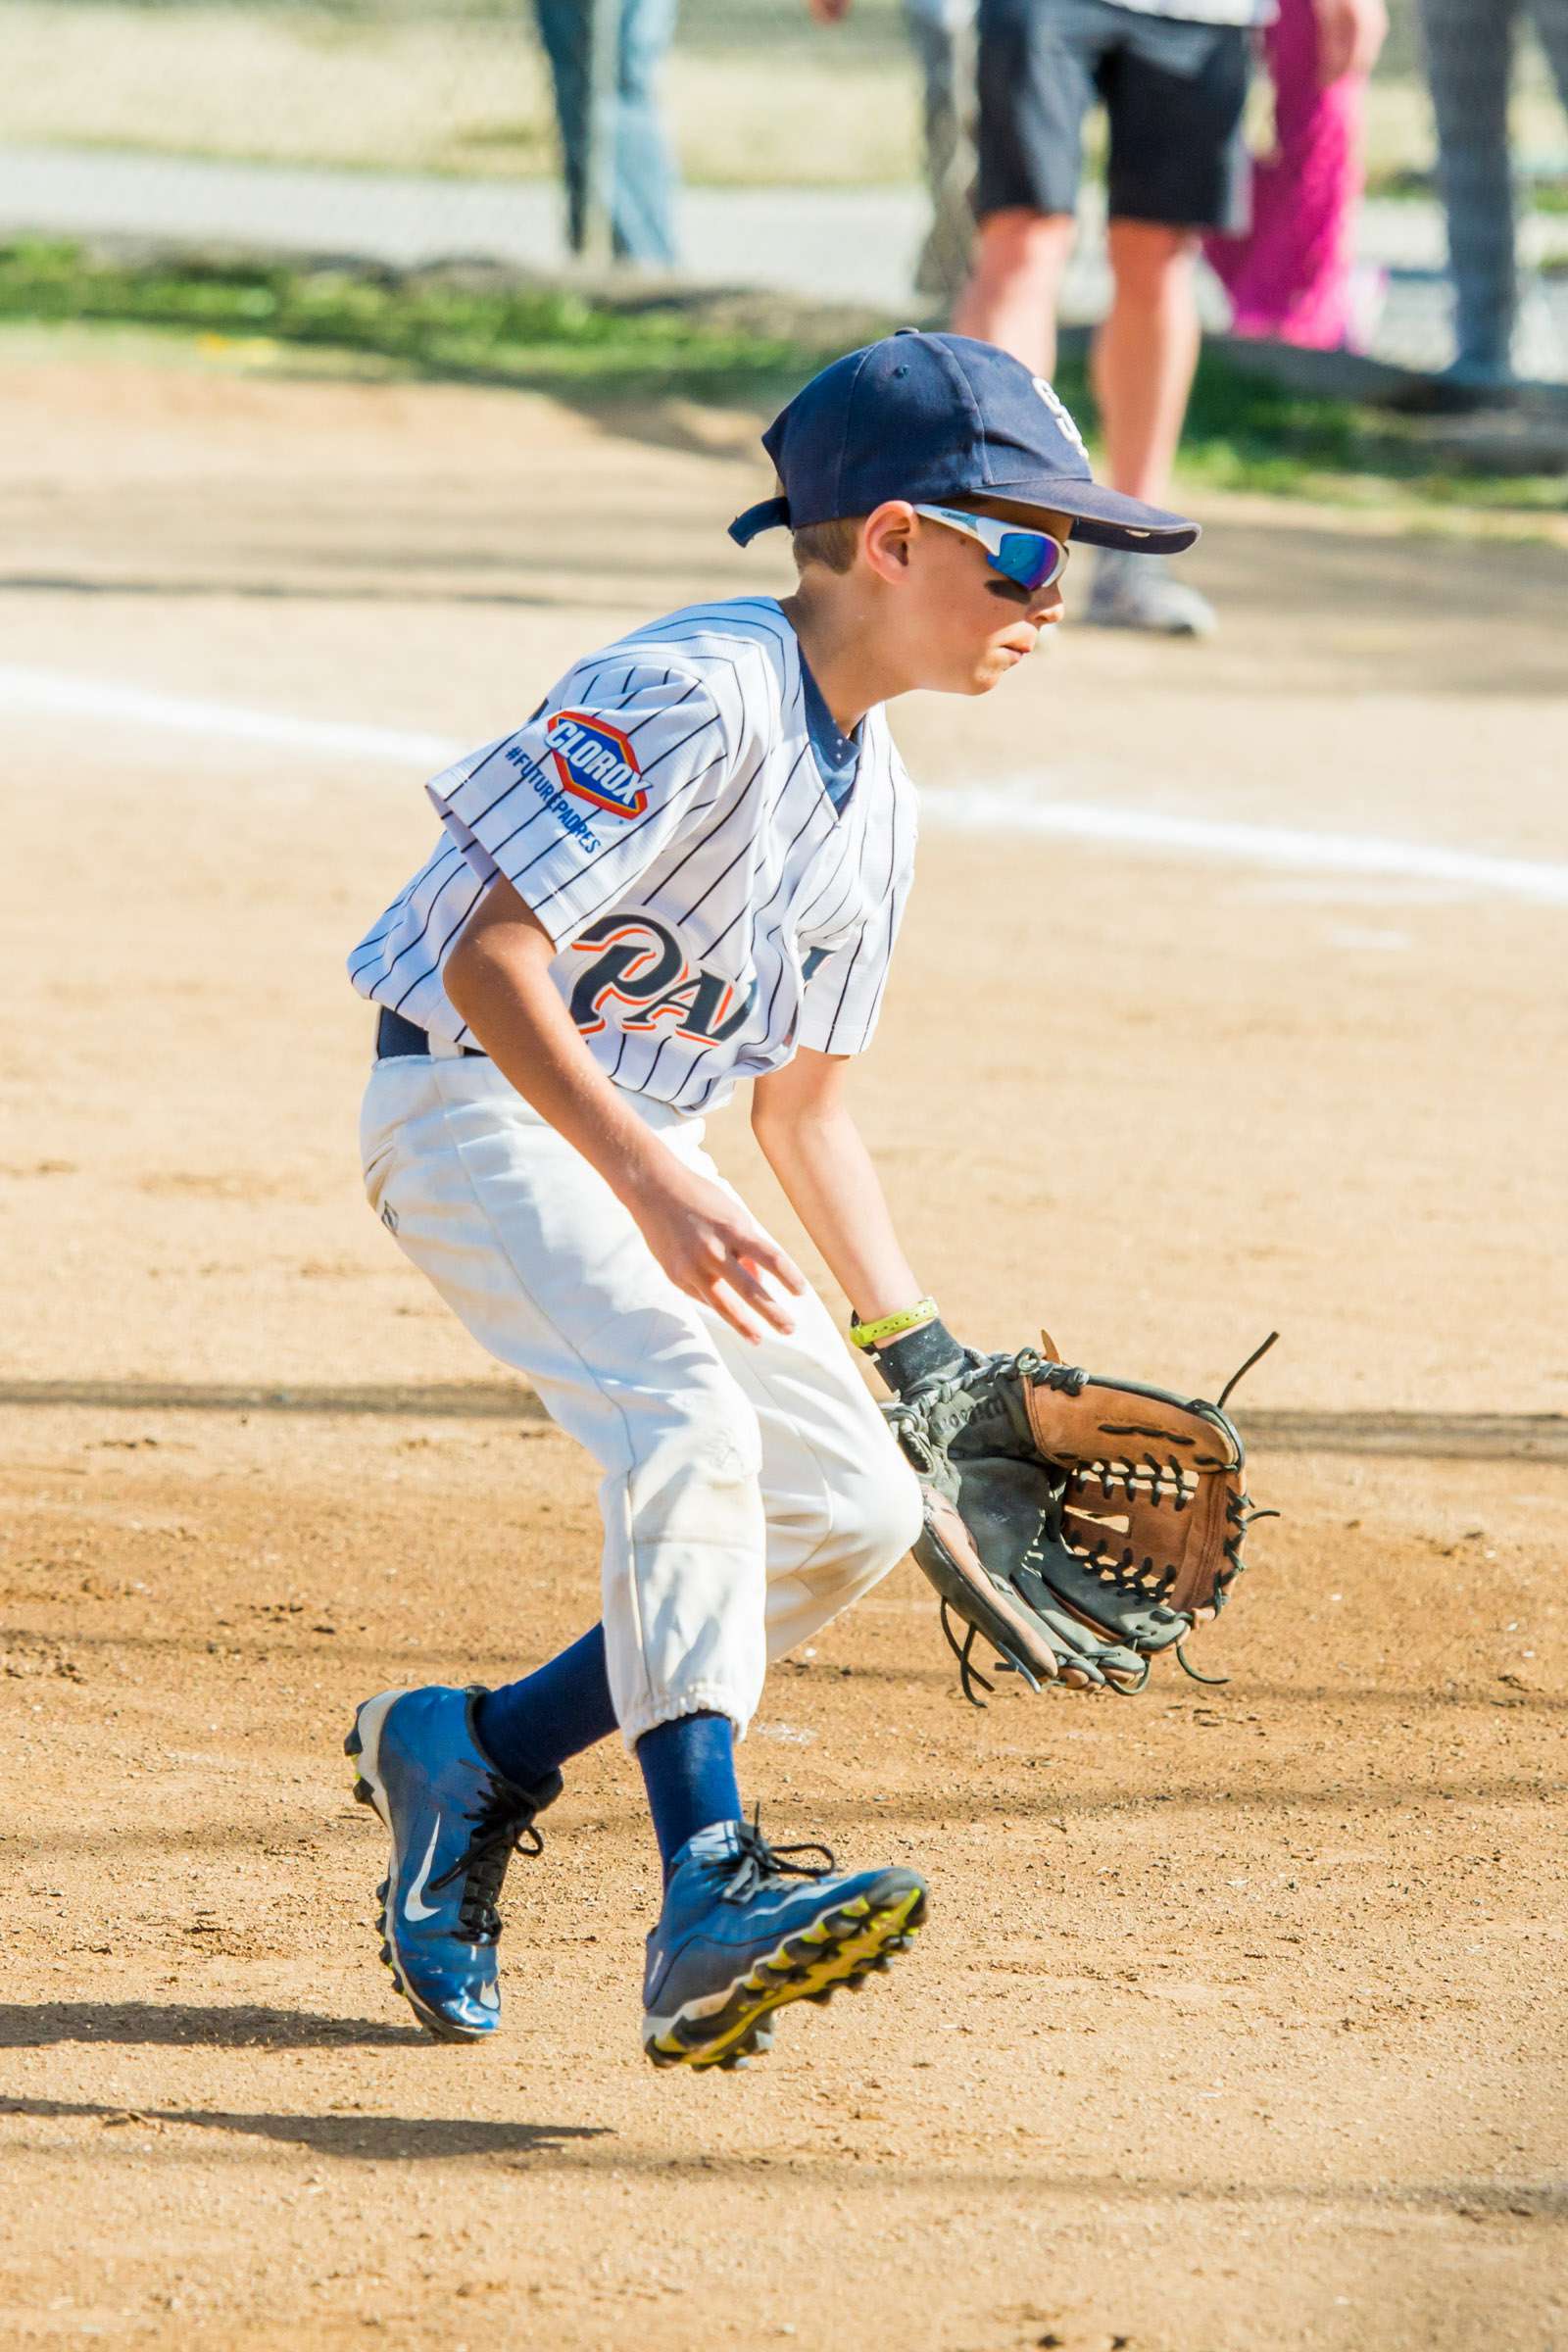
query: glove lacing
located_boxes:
[1173,1331,1282,1682]
[890,1339,1281,1697]
[891,1350,1157,1702]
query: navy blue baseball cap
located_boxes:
[728,329,1198,556]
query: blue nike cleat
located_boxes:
[641,1817,928,2071]
[345,1685,561,2042]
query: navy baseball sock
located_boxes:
[472,1626,618,1789]
[637,1711,742,1880]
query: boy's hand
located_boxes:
[629,1160,807,1346]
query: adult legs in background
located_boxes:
[953,208,1077,373]
[532,0,679,266]
[1084,7,1249,633]
[1417,0,1518,377]
[1082,220,1218,633]
[612,0,680,265]
[1093,6,1250,507]
[958,211,1214,625]
[957,0,1244,633]
[1531,0,1568,114]
[955,0,1085,369]
[959,211,1208,485]
[905,0,980,303]
[1204,0,1371,349]
[532,0,594,253]
[1092,220,1202,506]
[1524,0,1568,371]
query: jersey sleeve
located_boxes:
[426,663,730,952]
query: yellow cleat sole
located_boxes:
[643,1879,928,2073]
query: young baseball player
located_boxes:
[344,330,1197,2071]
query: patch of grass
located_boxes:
[1054,338,1568,514]
[4,242,1562,517]
[0,241,843,398]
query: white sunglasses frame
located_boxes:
[911,502,1071,591]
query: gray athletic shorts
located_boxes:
[976,0,1252,233]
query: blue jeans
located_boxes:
[532,0,680,267]
[905,0,978,300]
[1418,0,1568,368]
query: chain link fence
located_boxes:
[2,0,1566,375]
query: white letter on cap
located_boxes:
[1031,377,1088,461]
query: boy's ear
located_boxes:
[862,501,918,583]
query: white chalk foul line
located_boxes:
[0,663,462,769]
[5,662,1566,907]
[918,783,1568,906]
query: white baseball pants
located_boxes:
[360,1053,923,1748]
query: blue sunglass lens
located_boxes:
[995,530,1060,590]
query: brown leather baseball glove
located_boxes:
[883,1334,1277,1700]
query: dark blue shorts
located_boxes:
[976,0,1253,233]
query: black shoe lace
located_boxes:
[428,1782,548,1945]
[715,1812,836,1905]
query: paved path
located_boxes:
[5,140,1568,379]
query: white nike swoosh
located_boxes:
[403,1818,442,1922]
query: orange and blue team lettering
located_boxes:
[567,913,766,1047]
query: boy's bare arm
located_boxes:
[445,877,805,1344]
[750,1050,925,1325]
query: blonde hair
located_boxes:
[790,514,864,575]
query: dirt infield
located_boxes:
[2,334,1565,2352]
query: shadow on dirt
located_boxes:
[4,1381,1564,1460]
[15,1749,1565,1868]
[0,1377,550,1420]
[799,1770,1567,1833]
[2,2092,1561,2213]
[0,2092,612,2162]
[0,2001,420,2050]
[0,574,574,611]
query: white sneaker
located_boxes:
[1086,549,1216,638]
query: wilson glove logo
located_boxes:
[546,710,648,819]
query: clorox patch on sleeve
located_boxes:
[546,710,649,819]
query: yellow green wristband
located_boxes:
[849,1298,940,1351]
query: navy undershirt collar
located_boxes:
[798,653,861,816]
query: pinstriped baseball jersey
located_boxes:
[348,599,917,1115]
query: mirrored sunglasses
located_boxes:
[913,502,1071,592]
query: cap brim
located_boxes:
[728,495,791,547]
[985,474,1199,555]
